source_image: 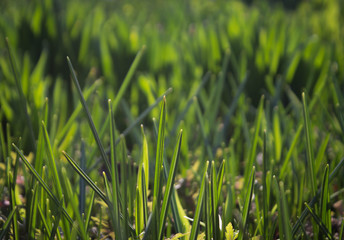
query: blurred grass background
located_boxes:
[1,0,344,129]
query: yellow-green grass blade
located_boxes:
[5,38,36,150]
[141,125,149,195]
[238,166,255,240]
[292,157,344,236]
[216,160,225,204]
[158,129,183,240]
[302,92,316,197]
[243,96,264,191]
[84,189,95,231]
[12,144,74,225]
[211,161,220,239]
[170,188,190,237]
[66,56,111,172]
[190,161,209,240]
[136,125,149,235]
[273,107,282,163]
[27,183,39,238]
[150,96,167,239]
[205,177,212,240]
[37,203,51,237]
[304,203,333,239]
[319,164,331,235]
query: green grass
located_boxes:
[1,0,344,239]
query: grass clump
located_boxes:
[1,1,344,239]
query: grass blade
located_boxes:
[304,203,333,239]
[62,150,109,205]
[149,96,167,239]
[190,161,209,240]
[319,164,331,235]
[66,56,111,172]
[12,144,74,225]
[158,129,183,240]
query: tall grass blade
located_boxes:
[84,189,95,231]
[319,164,331,235]
[66,56,111,172]
[62,150,109,205]
[190,161,209,240]
[158,129,183,240]
[216,159,225,202]
[149,96,166,239]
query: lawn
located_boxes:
[0,0,344,239]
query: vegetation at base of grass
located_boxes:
[1,0,344,239]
